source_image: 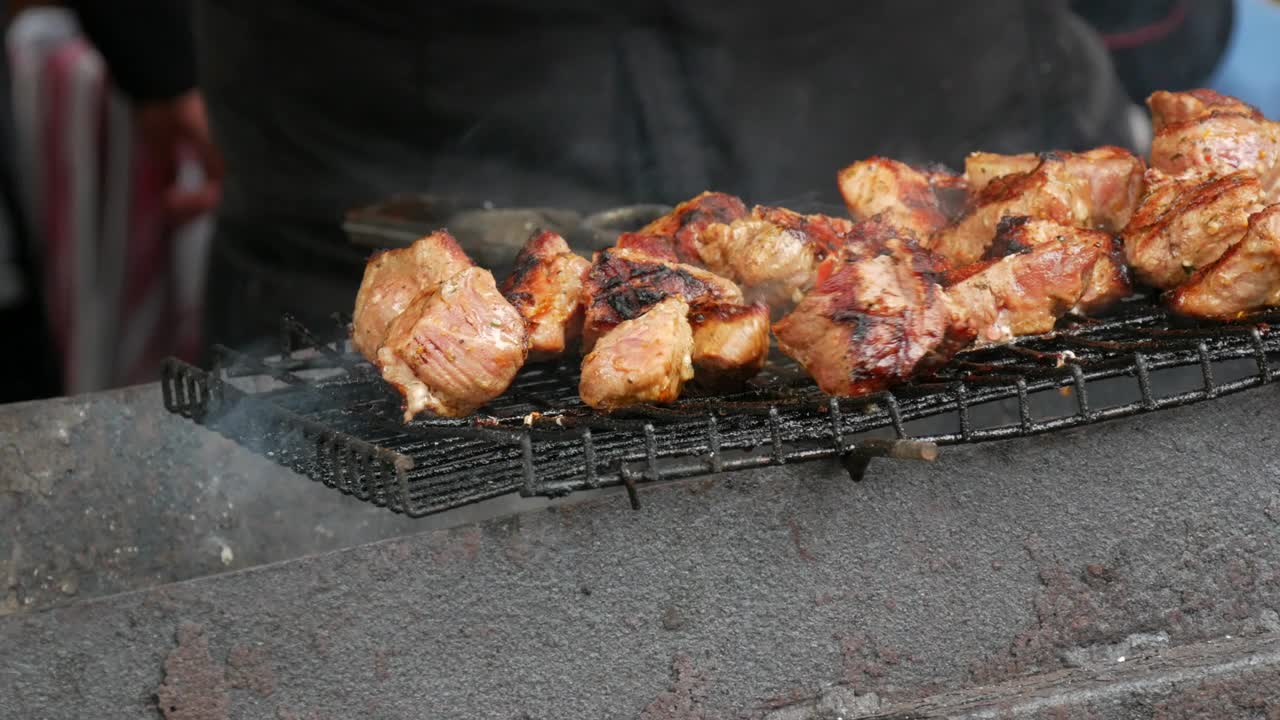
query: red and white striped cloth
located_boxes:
[7,8,211,395]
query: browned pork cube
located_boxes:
[1168,205,1280,319]
[688,301,770,390]
[1123,172,1265,288]
[579,297,694,410]
[947,218,1130,345]
[614,191,747,264]
[376,267,528,420]
[580,247,742,350]
[1147,88,1262,132]
[930,148,1144,267]
[500,230,591,360]
[1148,90,1280,202]
[773,251,974,397]
[351,230,473,361]
[695,206,853,309]
[837,156,961,239]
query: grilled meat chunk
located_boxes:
[962,146,1143,202]
[929,148,1144,267]
[579,297,694,409]
[351,230,474,361]
[986,218,1130,314]
[930,167,1071,267]
[376,266,528,420]
[947,218,1130,345]
[963,151,1040,194]
[1148,88,1262,132]
[773,251,974,397]
[826,214,948,269]
[688,301,770,390]
[1149,91,1280,202]
[1123,172,1265,288]
[837,157,960,239]
[614,191,748,264]
[581,247,742,350]
[613,233,681,262]
[500,230,591,360]
[1168,205,1280,319]
[696,206,854,308]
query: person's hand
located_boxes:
[136,89,224,225]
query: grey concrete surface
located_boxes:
[769,634,1280,719]
[0,384,553,616]
[4,383,1280,718]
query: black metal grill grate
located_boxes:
[162,298,1280,517]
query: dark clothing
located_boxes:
[1071,0,1234,103]
[82,1,1146,351]
[71,1,197,102]
[193,0,1136,220]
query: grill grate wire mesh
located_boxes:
[162,298,1280,517]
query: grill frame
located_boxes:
[162,297,1280,518]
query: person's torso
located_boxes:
[194,0,1136,235]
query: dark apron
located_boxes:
[192,0,1137,352]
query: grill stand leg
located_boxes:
[842,439,940,482]
[842,453,872,482]
[621,469,641,510]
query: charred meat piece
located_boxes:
[688,301,770,390]
[828,214,949,269]
[963,146,1143,203]
[930,168,1074,267]
[580,248,742,350]
[615,191,748,264]
[579,297,694,410]
[696,206,853,308]
[988,217,1130,315]
[1148,91,1280,202]
[1148,88,1262,132]
[963,151,1040,194]
[754,205,858,249]
[946,218,1130,345]
[837,157,961,239]
[929,148,1144,267]
[500,230,591,360]
[1123,172,1265,288]
[1168,205,1280,319]
[1048,147,1146,231]
[376,266,528,420]
[773,254,974,397]
[613,233,681,262]
[351,230,473,361]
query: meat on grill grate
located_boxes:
[615,191,748,265]
[580,247,743,350]
[348,87,1280,423]
[929,147,1144,267]
[377,266,528,420]
[1123,171,1265,289]
[837,157,962,240]
[1168,205,1280,319]
[773,239,972,397]
[693,206,855,309]
[351,230,474,361]
[1148,90,1280,203]
[688,300,770,391]
[947,218,1129,345]
[579,296,694,409]
[500,230,590,360]
[1147,88,1262,132]
[580,246,769,396]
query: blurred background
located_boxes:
[1,0,1277,405]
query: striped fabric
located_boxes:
[7,8,211,394]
